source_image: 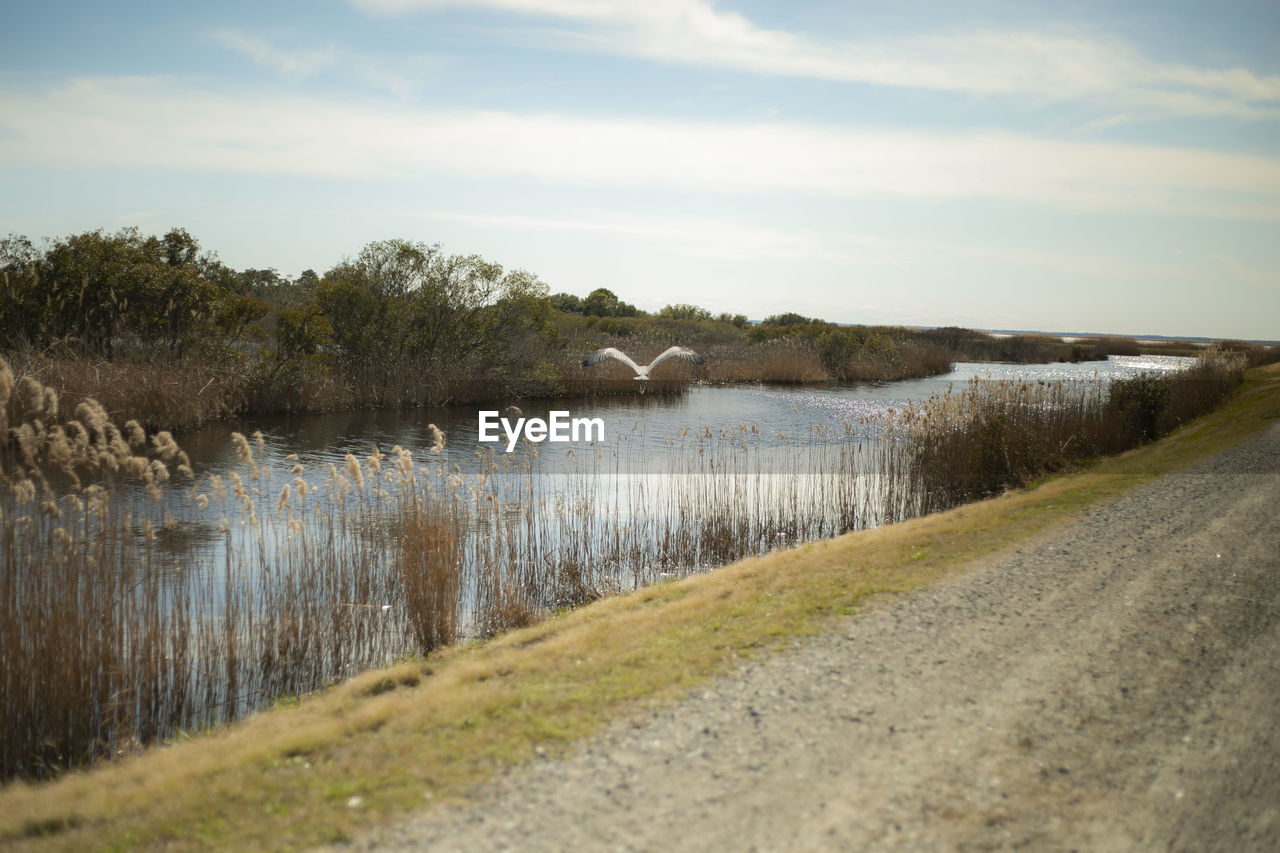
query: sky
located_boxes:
[1,1,1278,340]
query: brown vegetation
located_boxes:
[15,351,239,431]
[701,338,829,384]
[896,347,1247,512]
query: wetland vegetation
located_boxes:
[0,345,1254,781]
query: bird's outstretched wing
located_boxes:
[582,347,642,375]
[647,346,706,374]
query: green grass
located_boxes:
[2,363,1277,852]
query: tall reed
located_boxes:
[0,359,459,778]
[894,348,1246,514]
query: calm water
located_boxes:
[179,355,1193,478]
[159,352,1195,601]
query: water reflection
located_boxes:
[178,356,1190,473]
[111,354,1196,608]
[159,354,1194,626]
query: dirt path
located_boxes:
[354,421,1280,851]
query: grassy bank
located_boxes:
[2,361,1277,850]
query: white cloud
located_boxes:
[209,28,439,97]
[2,76,1279,220]
[426,209,1223,284]
[424,209,848,262]
[210,29,339,77]
[349,0,1280,121]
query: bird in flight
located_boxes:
[581,346,705,392]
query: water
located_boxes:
[78,353,1198,620]
[165,353,1195,615]
[180,355,1192,476]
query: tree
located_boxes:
[0,235,44,346]
[26,227,223,357]
[133,229,219,355]
[549,292,584,314]
[315,273,387,370]
[265,306,333,382]
[316,239,558,378]
[470,269,556,370]
[214,294,270,344]
[658,303,712,321]
[582,288,620,317]
[406,251,505,363]
[582,288,640,317]
[762,312,816,327]
[40,228,145,356]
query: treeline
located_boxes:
[547,302,1156,386]
[1,229,570,427]
[3,227,1270,432]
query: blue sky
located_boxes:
[1,1,1277,339]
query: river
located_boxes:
[159,354,1194,629]
[177,355,1192,479]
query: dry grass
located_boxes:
[699,337,952,385]
[895,348,1246,513]
[0,363,1275,851]
[0,361,461,779]
[13,353,237,432]
[732,339,830,383]
[840,341,954,382]
[398,509,460,653]
[0,362,205,779]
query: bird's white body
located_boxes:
[581,346,705,392]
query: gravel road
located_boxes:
[356,420,1280,851]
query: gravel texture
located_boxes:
[351,421,1280,851]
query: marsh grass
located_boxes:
[0,359,206,777]
[12,350,238,432]
[399,509,460,652]
[0,349,1246,781]
[703,338,830,384]
[0,363,456,779]
[896,347,1246,513]
[845,341,955,382]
